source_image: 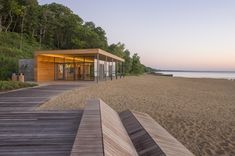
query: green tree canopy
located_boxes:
[131,53,144,75]
[0,0,151,80]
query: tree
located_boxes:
[108,43,145,74]
[123,49,132,74]
[0,0,148,80]
[19,5,26,50]
[75,21,108,49]
[21,0,39,38]
[131,53,144,74]
[0,1,3,32]
[4,0,22,32]
[108,42,125,57]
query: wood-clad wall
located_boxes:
[35,55,55,82]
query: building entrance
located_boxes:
[55,63,94,81]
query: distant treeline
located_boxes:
[0,0,154,80]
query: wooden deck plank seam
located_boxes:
[98,100,105,156]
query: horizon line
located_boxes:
[155,69,235,73]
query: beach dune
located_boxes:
[39,75,235,156]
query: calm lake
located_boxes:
[156,71,235,80]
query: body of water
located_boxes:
[156,71,235,80]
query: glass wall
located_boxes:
[94,59,116,80]
[55,64,64,80]
[54,56,95,81]
[37,53,124,82]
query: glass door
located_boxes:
[75,63,83,80]
[55,63,64,80]
[64,63,75,81]
[55,62,94,81]
[84,63,94,80]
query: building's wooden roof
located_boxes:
[35,49,125,62]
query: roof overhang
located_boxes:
[35,48,125,62]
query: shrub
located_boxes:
[0,81,37,91]
[0,56,18,80]
[0,32,48,80]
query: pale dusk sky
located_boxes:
[39,0,235,71]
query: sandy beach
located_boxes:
[39,74,235,156]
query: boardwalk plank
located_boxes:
[70,99,103,156]
[120,110,165,156]
[126,110,195,156]
[0,84,82,156]
[0,111,82,156]
[100,100,138,156]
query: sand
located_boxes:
[39,74,235,156]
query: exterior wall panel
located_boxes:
[35,56,55,82]
[19,59,35,81]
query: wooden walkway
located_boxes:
[0,85,82,156]
[121,110,194,156]
[0,85,194,156]
[100,100,138,156]
[71,99,137,156]
[120,110,165,156]
[0,85,80,112]
[71,100,103,156]
[0,111,82,156]
[71,99,194,156]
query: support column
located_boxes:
[122,62,125,78]
[97,54,99,83]
[119,61,122,78]
[63,57,65,80]
[111,59,113,80]
[83,57,85,80]
[115,61,118,79]
[54,57,56,80]
[105,56,107,81]
[73,57,75,81]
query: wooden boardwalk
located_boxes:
[0,85,80,112]
[100,100,138,156]
[71,99,194,156]
[71,99,137,156]
[120,110,165,156]
[121,110,194,156]
[0,85,82,156]
[0,111,82,156]
[0,85,194,156]
[71,100,103,156]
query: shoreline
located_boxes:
[39,75,235,156]
[152,71,235,81]
[154,71,235,80]
[172,76,235,81]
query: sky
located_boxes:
[38,0,235,71]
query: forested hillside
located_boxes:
[0,0,151,80]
